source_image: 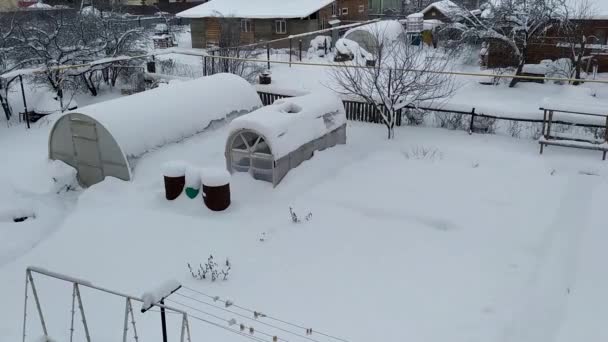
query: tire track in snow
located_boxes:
[501,175,595,342]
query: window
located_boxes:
[341,7,348,15]
[358,5,365,12]
[593,29,607,45]
[332,2,338,16]
[240,19,251,33]
[275,20,287,34]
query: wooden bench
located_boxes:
[538,107,608,160]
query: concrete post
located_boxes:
[329,16,341,49]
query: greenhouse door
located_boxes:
[69,115,104,187]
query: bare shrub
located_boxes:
[403,108,427,126]
[188,255,231,281]
[402,146,443,161]
[507,121,523,138]
[435,112,465,130]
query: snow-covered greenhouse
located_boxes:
[225,92,347,186]
[48,74,262,187]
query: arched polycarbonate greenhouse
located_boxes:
[225,92,347,186]
[48,73,262,187]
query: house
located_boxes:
[369,0,483,17]
[335,0,368,22]
[420,0,470,22]
[368,0,402,16]
[177,0,338,48]
[483,4,608,73]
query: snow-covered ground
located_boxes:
[2,25,608,342]
[2,115,608,342]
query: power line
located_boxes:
[197,53,608,84]
[167,298,289,342]
[181,286,350,342]
[187,312,270,342]
[173,292,321,342]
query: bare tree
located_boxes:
[456,0,563,87]
[331,28,454,139]
[559,0,596,84]
[11,8,145,99]
[210,16,264,82]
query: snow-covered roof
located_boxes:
[80,6,101,17]
[590,0,608,19]
[177,0,335,19]
[228,92,346,159]
[421,0,470,20]
[344,20,406,45]
[28,1,52,9]
[62,74,262,159]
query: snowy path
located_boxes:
[501,175,595,342]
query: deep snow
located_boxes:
[3,25,608,342]
[2,116,608,342]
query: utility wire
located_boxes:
[173,292,320,342]
[181,286,350,342]
[167,298,289,342]
[188,312,270,342]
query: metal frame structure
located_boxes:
[22,266,192,342]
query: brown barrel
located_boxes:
[202,183,230,211]
[164,175,185,200]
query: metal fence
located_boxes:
[257,91,404,126]
[256,90,607,140]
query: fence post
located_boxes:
[289,38,292,67]
[299,39,302,61]
[324,39,327,55]
[469,108,476,135]
[211,50,215,75]
[266,43,270,70]
[203,56,207,76]
[138,17,141,27]
[19,75,30,129]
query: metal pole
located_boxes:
[129,299,140,342]
[22,272,30,342]
[266,44,271,70]
[299,39,302,61]
[289,39,293,67]
[211,50,215,75]
[469,108,476,135]
[123,298,130,342]
[160,299,168,342]
[70,284,77,342]
[180,314,186,342]
[27,271,48,337]
[19,75,29,129]
[75,284,91,342]
[185,315,192,342]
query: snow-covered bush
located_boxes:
[545,58,573,83]
[188,255,231,281]
[308,36,331,57]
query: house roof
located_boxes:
[177,0,335,19]
[421,0,470,20]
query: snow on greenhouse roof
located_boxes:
[228,92,346,159]
[177,0,335,19]
[421,0,470,19]
[62,73,262,159]
[344,20,406,44]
